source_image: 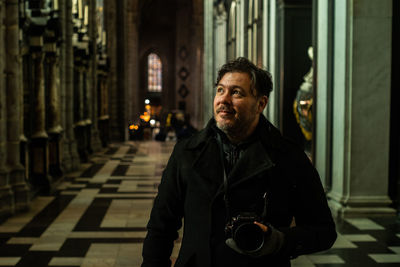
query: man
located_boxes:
[142,57,337,267]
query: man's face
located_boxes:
[213,72,267,137]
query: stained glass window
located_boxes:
[148,53,162,92]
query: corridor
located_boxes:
[0,141,399,266]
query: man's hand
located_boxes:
[225,222,284,257]
[254,221,268,232]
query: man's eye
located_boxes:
[216,87,224,93]
[232,90,242,96]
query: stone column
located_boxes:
[203,0,214,127]
[73,60,89,162]
[89,0,102,152]
[106,0,124,141]
[125,0,139,139]
[264,0,278,126]
[45,44,63,179]
[0,0,14,219]
[236,0,245,57]
[98,70,109,147]
[83,66,93,156]
[190,0,204,129]
[214,4,227,79]
[29,39,52,193]
[63,0,80,171]
[327,0,394,217]
[315,0,332,188]
[59,0,70,171]
[5,0,29,211]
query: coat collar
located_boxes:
[185,115,285,152]
[186,115,284,194]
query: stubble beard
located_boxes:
[216,114,248,140]
[215,110,258,142]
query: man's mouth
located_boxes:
[217,107,235,115]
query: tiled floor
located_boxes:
[0,140,400,266]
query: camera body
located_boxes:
[225,212,265,253]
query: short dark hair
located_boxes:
[215,57,273,97]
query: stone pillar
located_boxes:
[63,0,80,171]
[5,0,29,211]
[98,70,109,147]
[236,0,245,57]
[203,0,214,127]
[29,40,52,193]
[315,0,332,188]
[45,44,63,179]
[83,67,93,156]
[74,63,89,162]
[263,0,278,126]
[190,0,204,129]
[0,0,14,219]
[327,0,394,217]
[89,0,102,152]
[125,0,139,139]
[19,6,28,191]
[106,0,124,141]
[214,4,227,79]
[59,0,69,171]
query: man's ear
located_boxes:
[257,96,268,113]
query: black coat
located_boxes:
[142,116,337,267]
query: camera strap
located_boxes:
[222,166,231,221]
[216,133,269,223]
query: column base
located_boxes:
[62,137,73,172]
[29,137,52,195]
[91,129,102,152]
[9,167,30,212]
[29,173,53,195]
[70,139,81,170]
[99,118,110,147]
[0,170,14,220]
[85,123,93,155]
[48,133,64,179]
[328,192,397,218]
[74,125,89,163]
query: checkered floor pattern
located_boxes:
[0,141,399,266]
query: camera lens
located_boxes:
[233,223,264,252]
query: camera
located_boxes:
[225,212,265,253]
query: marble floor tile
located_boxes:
[0,257,20,266]
[30,190,99,251]
[369,254,400,263]
[307,254,345,264]
[389,246,400,254]
[101,199,152,228]
[291,255,316,267]
[68,231,147,238]
[0,197,54,233]
[48,257,83,266]
[345,218,385,230]
[7,237,39,245]
[341,234,377,242]
[126,164,156,176]
[332,234,358,249]
[90,161,121,183]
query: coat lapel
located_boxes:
[228,140,275,189]
[190,137,224,198]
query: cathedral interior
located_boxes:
[0,0,399,266]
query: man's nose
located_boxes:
[217,91,232,104]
